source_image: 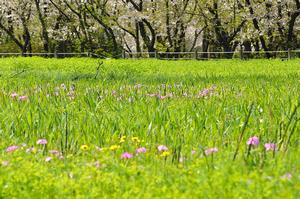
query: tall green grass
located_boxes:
[0,57,300,198]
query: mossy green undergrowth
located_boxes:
[0,57,300,198]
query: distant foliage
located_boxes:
[0,0,299,57]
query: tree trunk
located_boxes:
[34,0,49,53]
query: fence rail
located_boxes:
[0,52,101,58]
[123,50,300,60]
[0,50,300,60]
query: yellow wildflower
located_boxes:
[160,151,171,157]
[131,137,140,143]
[80,144,89,151]
[110,145,120,151]
[120,136,126,140]
[119,136,127,143]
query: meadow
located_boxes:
[0,57,300,198]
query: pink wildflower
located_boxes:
[198,88,210,97]
[264,143,276,151]
[37,139,48,145]
[136,147,147,154]
[247,136,260,146]
[157,145,168,152]
[11,92,18,98]
[282,173,292,180]
[19,96,28,101]
[45,157,52,162]
[198,85,216,98]
[159,95,168,100]
[6,145,19,153]
[49,150,60,156]
[121,152,133,159]
[191,150,196,155]
[205,147,218,155]
[94,161,101,168]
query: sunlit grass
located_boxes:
[0,57,300,198]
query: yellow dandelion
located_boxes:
[119,139,125,144]
[160,151,171,157]
[120,136,126,140]
[120,139,126,143]
[119,136,127,143]
[80,144,89,151]
[109,145,120,151]
[131,137,140,143]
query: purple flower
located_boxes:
[264,143,276,151]
[159,95,168,100]
[19,96,28,101]
[247,136,260,146]
[205,147,218,155]
[94,161,101,168]
[6,145,19,153]
[11,92,18,98]
[198,85,216,98]
[37,139,48,145]
[49,150,60,156]
[45,157,52,162]
[157,145,168,152]
[136,147,147,154]
[282,173,292,180]
[199,89,210,97]
[121,152,133,159]
[191,150,196,155]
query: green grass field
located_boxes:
[0,57,300,198]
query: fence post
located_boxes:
[195,51,198,60]
[240,45,244,60]
[155,51,158,59]
[288,48,291,60]
[122,50,126,59]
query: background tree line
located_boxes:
[0,0,299,58]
